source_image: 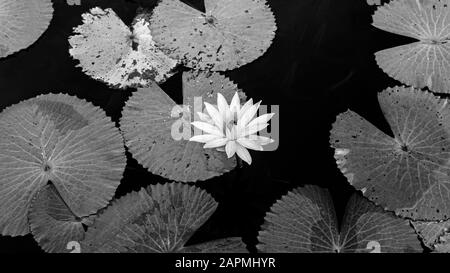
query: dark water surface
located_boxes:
[0,0,407,253]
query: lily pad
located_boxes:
[0,0,53,58]
[411,219,450,249]
[257,185,422,253]
[81,183,248,253]
[0,93,126,236]
[330,86,450,220]
[372,0,450,93]
[69,7,177,89]
[120,71,245,182]
[434,233,450,252]
[367,0,382,5]
[149,0,277,71]
[28,184,94,253]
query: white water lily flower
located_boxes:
[190,92,275,165]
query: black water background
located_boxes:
[0,0,412,253]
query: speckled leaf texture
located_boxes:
[69,8,177,89]
[373,0,450,93]
[120,71,246,182]
[28,184,94,253]
[330,86,450,221]
[257,185,421,253]
[149,0,277,71]
[0,93,126,236]
[0,0,53,58]
[411,219,450,250]
[81,183,247,253]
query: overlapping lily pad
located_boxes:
[81,183,247,253]
[0,93,126,236]
[120,71,245,182]
[149,0,277,71]
[330,86,450,220]
[0,0,53,58]
[28,184,94,253]
[69,7,177,89]
[411,219,450,251]
[257,185,422,253]
[372,0,450,93]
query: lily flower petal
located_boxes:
[225,140,237,158]
[217,93,229,120]
[190,134,221,143]
[191,121,224,136]
[204,102,223,130]
[204,138,228,149]
[247,113,275,129]
[238,98,253,119]
[196,111,213,124]
[229,92,241,114]
[248,135,275,146]
[237,137,263,151]
[238,101,261,127]
[239,122,269,138]
[235,144,252,165]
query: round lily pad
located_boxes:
[149,0,277,71]
[28,184,94,253]
[257,185,339,253]
[120,71,245,182]
[372,0,450,93]
[257,185,422,253]
[81,183,247,253]
[0,0,53,58]
[0,93,126,236]
[330,86,450,220]
[69,7,177,89]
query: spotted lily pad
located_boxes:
[69,7,177,89]
[28,184,94,253]
[81,183,247,253]
[372,0,450,93]
[149,0,277,71]
[257,185,422,253]
[120,71,245,182]
[0,0,53,58]
[0,93,126,236]
[330,86,450,220]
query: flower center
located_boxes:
[223,112,239,139]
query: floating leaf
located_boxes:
[69,8,177,89]
[330,86,450,220]
[81,183,247,253]
[257,185,421,253]
[411,219,450,248]
[120,71,245,182]
[434,233,450,252]
[181,237,248,253]
[28,184,94,253]
[372,0,450,93]
[149,0,277,71]
[0,0,53,58]
[0,93,126,236]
